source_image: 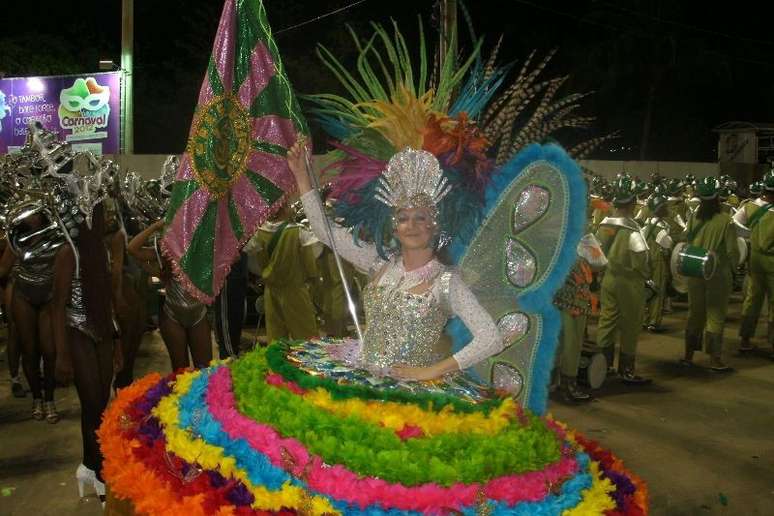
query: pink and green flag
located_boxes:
[161,0,306,303]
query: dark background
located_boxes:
[2,0,772,161]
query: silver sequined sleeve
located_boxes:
[447,272,504,370]
[301,190,383,273]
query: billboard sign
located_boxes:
[0,71,121,155]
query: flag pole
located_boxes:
[303,149,365,343]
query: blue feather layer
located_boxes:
[516,144,587,313]
[526,306,562,413]
[449,63,513,120]
[308,111,354,141]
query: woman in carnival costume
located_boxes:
[127,160,213,372]
[128,220,213,371]
[0,243,25,398]
[52,203,115,506]
[289,142,502,381]
[0,128,73,423]
[104,180,149,390]
[0,209,60,421]
[99,10,647,516]
[0,123,122,503]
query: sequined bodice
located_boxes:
[361,271,452,369]
[301,190,504,371]
[166,275,203,312]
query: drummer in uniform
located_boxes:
[734,181,765,334]
[643,192,674,332]
[662,180,689,310]
[738,181,763,211]
[682,177,739,371]
[595,175,652,384]
[721,176,740,210]
[734,174,774,354]
[719,181,745,291]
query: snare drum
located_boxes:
[578,351,607,389]
[670,242,717,280]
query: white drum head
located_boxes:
[737,237,748,265]
[670,242,687,279]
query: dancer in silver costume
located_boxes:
[104,202,147,390]
[163,274,208,329]
[0,212,59,422]
[52,203,115,503]
[128,219,212,370]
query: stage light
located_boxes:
[26,77,45,92]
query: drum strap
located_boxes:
[747,203,773,229]
[686,219,706,244]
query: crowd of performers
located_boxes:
[2,121,769,510]
[0,125,367,505]
[555,170,774,403]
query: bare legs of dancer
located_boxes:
[12,293,56,421]
[4,283,24,397]
[159,311,212,371]
[69,327,112,504]
[113,280,146,389]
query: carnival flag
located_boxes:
[161,0,307,303]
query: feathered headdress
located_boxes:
[305,19,614,259]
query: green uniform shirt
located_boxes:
[743,201,774,255]
[253,224,318,286]
[686,211,739,269]
[595,218,650,279]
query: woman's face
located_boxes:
[394,207,436,250]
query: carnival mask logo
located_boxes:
[58,77,110,137]
[0,89,11,132]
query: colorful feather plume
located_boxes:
[304,18,611,252]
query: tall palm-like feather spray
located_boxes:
[570,132,622,159]
[304,20,615,192]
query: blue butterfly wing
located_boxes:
[448,143,587,414]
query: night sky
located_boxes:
[2,0,773,161]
